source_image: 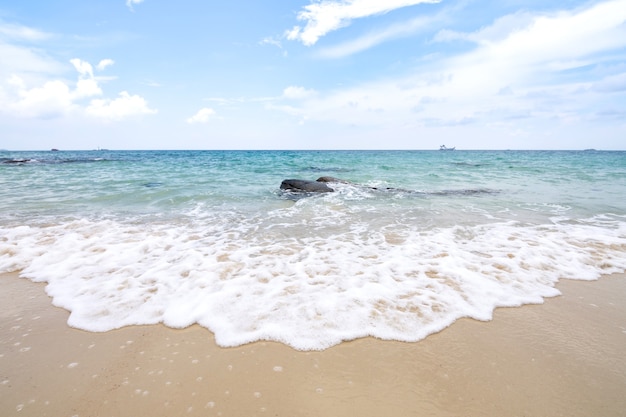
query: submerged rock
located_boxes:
[316,176,350,184]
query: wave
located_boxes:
[2,211,624,351]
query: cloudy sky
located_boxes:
[1,0,625,150]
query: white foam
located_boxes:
[1,207,625,350]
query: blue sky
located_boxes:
[1,0,625,150]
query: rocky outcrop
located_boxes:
[280,176,499,196]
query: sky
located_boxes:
[1,0,625,150]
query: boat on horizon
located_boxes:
[439,145,455,151]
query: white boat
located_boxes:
[439,145,455,151]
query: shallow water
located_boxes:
[1,150,625,349]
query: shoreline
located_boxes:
[1,272,625,416]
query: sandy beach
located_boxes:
[1,271,625,417]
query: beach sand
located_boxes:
[1,271,625,417]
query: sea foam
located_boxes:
[2,205,625,351]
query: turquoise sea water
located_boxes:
[1,150,625,350]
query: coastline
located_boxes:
[1,271,625,417]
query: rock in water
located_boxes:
[316,176,350,184]
[280,179,335,193]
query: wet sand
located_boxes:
[1,271,625,417]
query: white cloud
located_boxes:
[316,14,435,58]
[0,22,52,41]
[9,78,74,119]
[282,86,317,99]
[488,2,625,61]
[593,72,626,92]
[4,68,101,119]
[70,58,94,78]
[286,0,441,46]
[259,37,288,57]
[186,107,216,124]
[86,91,157,121]
[433,12,536,45]
[275,0,626,129]
[96,59,115,71]
[74,78,103,99]
[260,37,282,49]
[3,56,155,121]
[126,0,144,11]
[442,0,626,94]
[142,79,162,87]
[0,42,66,84]
[1,21,143,122]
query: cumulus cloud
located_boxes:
[186,107,216,124]
[86,91,157,121]
[5,59,102,119]
[286,0,441,46]
[1,20,153,123]
[8,78,74,119]
[3,57,155,121]
[74,78,103,99]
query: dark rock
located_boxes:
[316,176,350,184]
[280,179,334,193]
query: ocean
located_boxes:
[1,149,625,350]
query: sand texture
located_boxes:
[1,272,625,417]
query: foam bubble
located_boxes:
[1,207,625,351]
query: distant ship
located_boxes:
[51,148,59,152]
[439,145,455,151]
